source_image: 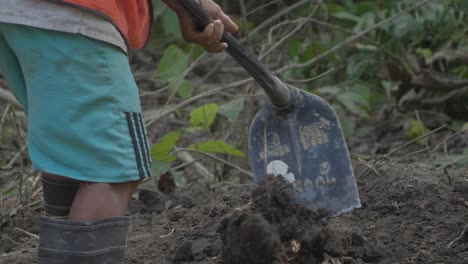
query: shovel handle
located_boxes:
[175,0,293,110]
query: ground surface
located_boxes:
[1,158,467,264]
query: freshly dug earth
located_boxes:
[1,161,467,264]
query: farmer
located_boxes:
[0,0,238,263]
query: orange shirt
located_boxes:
[52,0,153,49]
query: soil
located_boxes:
[1,159,467,264]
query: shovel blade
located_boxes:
[249,89,361,216]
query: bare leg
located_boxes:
[68,181,140,221]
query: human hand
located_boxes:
[170,0,239,52]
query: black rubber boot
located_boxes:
[41,176,79,216]
[38,216,131,264]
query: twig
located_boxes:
[145,77,254,126]
[395,147,430,163]
[267,17,306,46]
[0,85,23,110]
[174,147,215,182]
[360,125,444,178]
[262,1,321,61]
[2,144,26,169]
[246,0,282,16]
[244,0,312,42]
[192,56,227,89]
[431,127,468,152]
[160,52,208,115]
[0,104,11,140]
[275,0,432,73]
[357,158,382,178]
[171,157,203,170]
[447,224,468,248]
[284,67,334,83]
[176,148,253,178]
[260,18,310,61]
[8,106,27,150]
[14,227,39,240]
[160,228,175,238]
[385,125,445,158]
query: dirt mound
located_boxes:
[1,162,467,264]
[219,176,380,264]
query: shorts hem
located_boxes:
[33,166,148,183]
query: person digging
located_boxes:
[0,0,238,263]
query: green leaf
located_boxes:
[189,103,219,129]
[416,48,432,62]
[156,45,189,82]
[288,38,302,58]
[218,98,245,120]
[463,122,468,131]
[334,105,355,139]
[161,10,182,39]
[336,92,369,118]
[332,11,360,22]
[189,140,245,157]
[178,80,192,99]
[346,53,375,79]
[152,161,172,177]
[351,84,371,106]
[317,86,341,96]
[381,81,398,97]
[405,120,429,145]
[433,154,468,167]
[151,131,180,162]
[391,14,420,38]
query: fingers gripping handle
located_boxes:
[175,0,293,110]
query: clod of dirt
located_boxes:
[173,241,194,262]
[319,221,352,257]
[137,188,168,214]
[158,172,177,195]
[220,212,283,264]
[251,175,326,241]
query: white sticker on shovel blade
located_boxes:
[266,160,295,183]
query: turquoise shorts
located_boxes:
[0,23,152,183]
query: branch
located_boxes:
[410,70,468,90]
[176,148,253,179]
[422,86,468,105]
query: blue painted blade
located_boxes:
[248,89,361,216]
